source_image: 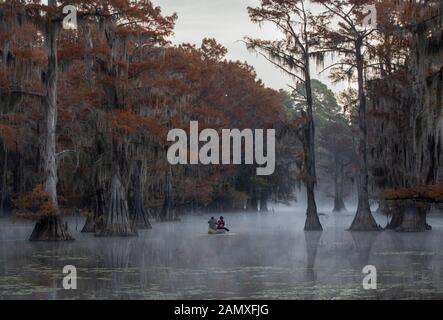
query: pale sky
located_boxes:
[154,0,350,94]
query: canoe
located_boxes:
[208,228,226,235]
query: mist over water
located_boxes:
[1,202,443,299]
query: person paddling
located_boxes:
[208,217,218,231]
[217,216,230,232]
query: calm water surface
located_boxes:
[1,206,443,299]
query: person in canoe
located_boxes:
[217,216,230,232]
[208,217,218,232]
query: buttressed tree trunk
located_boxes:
[82,187,105,233]
[81,214,95,234]
[30,2,73,241]
[397,208,428,232]
[394,201,431,232]
[349,38,381,231]
[96,169,137,237]
[131,161,152,230]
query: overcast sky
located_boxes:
[154,0,350,94]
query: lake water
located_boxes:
[1,205,443,300]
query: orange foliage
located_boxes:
[14,185,59,220]
[110,110,150,135]
[383,185,443,202]
[0,1,294,214]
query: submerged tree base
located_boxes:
[81,216,96,233]
[96,171,138,237]
[333,199,347,213]
[385,201,432,232]
[132,214,152,230]
[304,213,323,231]
[348,209,382,231]
[395,203,431,232]
[29,216,74,241]
[386,214,403,230]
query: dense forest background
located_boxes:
[0,0,442,241]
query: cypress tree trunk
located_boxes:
[82,215,96,233]
[305,181,322,230]
[82,188,105,233]
[159,166,174,221]
[12,151,22,195]
[385,201,403,230]
[333,156,346,212]
[130,162,152,230]
[395,201,430,232]
[96,169,137,237]
[248,191,259,212]
[246,181,259,212]
[81,201,96,233]
[29,215,73,241]
[259,191,269,212]
[386,213,403,230]
[349,38,380,231]
[30,5,73,241]
[303,62,322,231]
